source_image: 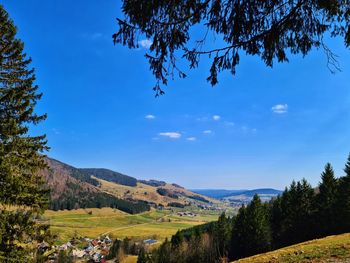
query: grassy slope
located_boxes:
[95,177,219,206]
[233,233,350,263]
[44,208,218,243]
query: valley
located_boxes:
[44,207,220,243]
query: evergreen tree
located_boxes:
[277,179,315,246]
[231,195,271,259]
[213,213,231,259]
[315,163,338,236]
[0,5,49,262]
[106,239,121,260]
[137,247,150,263]
[114,0,350,95]
[269,195,283,248]
[154,238,171,263]
[336,154,350,233]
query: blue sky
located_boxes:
[2,0,350,189]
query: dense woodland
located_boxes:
[135,155,350,263]
[80,168,138,187]
[49,188,150,214]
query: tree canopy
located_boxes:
[114,0,350,95]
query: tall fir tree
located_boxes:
[137,247,150,263]
[315,163,338,236]
[336,154,350,233]
[277,179,315,247]
[0,5,49,262]
[231,195,272,259]
[213,213,232,259]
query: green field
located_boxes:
[232,233,350,263]
[44,208,219,243]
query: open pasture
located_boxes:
[44,208,218,243]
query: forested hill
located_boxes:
[40,158,150,213]
[148,158,350,263]
[80,168,137,186]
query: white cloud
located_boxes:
[213,115,221,121]
[159,132,181,139]
[203,130,212,134]
[272,104,288,114]
[187,137,196,141]
[145,114,155,119]
[139,39,152,49]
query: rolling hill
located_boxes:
[40,157,217,212]
[94,177,218,207]
[40,158,150,213]
[80,168,137,187]
[232,233,350,263]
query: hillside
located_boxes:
[95,177,219,207]
[40,158,150,213]
[80,168,137,186]
[232,233,350,263]
[40,157,220,212]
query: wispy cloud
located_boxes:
[91,32,103,39]
[159,132,181,139]
[213,115,221,121]
[138,39,152,49]
[196,117,208,122]
[203,130,212,134]
[52,128,60,135]
[145,114,155,119]
[272,104,288,114]
[224,121,235,127]
[81,32,103,40]
[187,137,196,141]
[241,126,257,134]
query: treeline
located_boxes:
[48,158,100,186]
[49,189,150,214]
[157,188,179,199]
[146,155,350,262]
[80,168,137,187]
[188,194,210,203]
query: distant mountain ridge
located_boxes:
[192,188,282,199]
[191,189,248,199]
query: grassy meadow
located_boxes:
[232,233,350,263]
[44,207,219,243]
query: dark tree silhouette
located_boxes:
[315,163,338,236]
[336,154,350,233]
[0,4,50,261]
[114,0,350,95]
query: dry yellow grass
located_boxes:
[44,208,218,243]
[232,233,350,263]
[95,177,219,206]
